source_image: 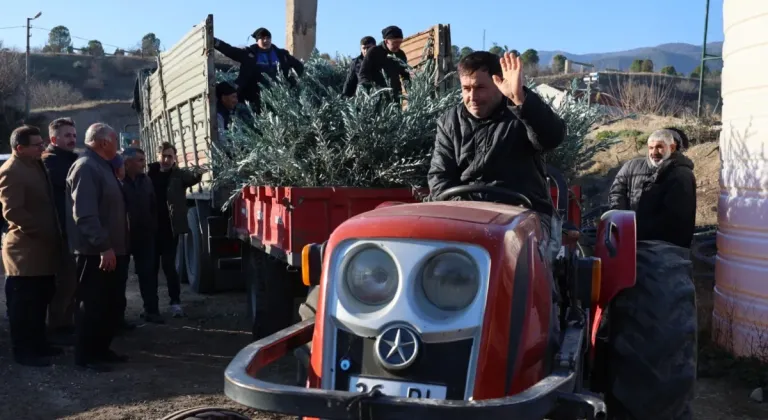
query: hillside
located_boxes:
[537,42,723,74]
[26,53,155,102]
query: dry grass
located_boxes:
[31,99,132,113]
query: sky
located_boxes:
[0,0,724,57]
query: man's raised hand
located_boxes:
[492,52,526,106]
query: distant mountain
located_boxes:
[536,42,723,75]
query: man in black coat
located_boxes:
[213,27,304,114]
[428,51,566,256]
[609,128,697,248]
[42,117,80,343]
[342,36,376,98]
[358,26,411,101]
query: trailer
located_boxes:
[133,15,456,334]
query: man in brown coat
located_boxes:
[0,125,63,366]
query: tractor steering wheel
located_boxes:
[433,185,534,209]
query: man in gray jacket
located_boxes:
[66,122,129,372]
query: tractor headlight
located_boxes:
[422,252,480,311]
[345,247,399,305]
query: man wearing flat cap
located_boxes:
[358,25,411,101]
[213,27,304,114]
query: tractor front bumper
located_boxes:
[224,319,606,420]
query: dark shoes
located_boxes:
[76,351,128,372]
[15,355,51,367]
[140,312,165,324]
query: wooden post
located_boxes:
[285,0,318,61]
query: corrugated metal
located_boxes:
[140,15,215,194]
[713,0,768,357]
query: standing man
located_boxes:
[609,128,697,248]
[358,26,411,101]
[213,27,305,114]
[148,143,203,318]
[122,147,163,324]
[67,123,130,371]
[42,118,80,344]
[342,36,376,98]
[0,125,63,367]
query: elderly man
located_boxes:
[67,123,129,371]
[0,125,63,366]
[609,128,697,248]
[428,51,566,255]
[213,27,305,114]
[42,118,80,344]
[358,26,411,101]
[148,142,203,318]
[342,36,376,98]
[122,147,163,324]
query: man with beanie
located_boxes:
[213,27,304,114]
[358,25,411,101]
[342,36,376,98]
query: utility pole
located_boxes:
[696,0,721,118]
[25,11,42,119]
[285,0,317,62]
[482,29,486,50]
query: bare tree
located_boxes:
[606,75,683,116]
[0,49,24,105]
[29,80,84,109]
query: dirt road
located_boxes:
[1,269,767,419]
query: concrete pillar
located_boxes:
[285,0,317,61]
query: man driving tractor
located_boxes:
[428,51,566,254]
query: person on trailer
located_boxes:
[427,51,566,253]
[342,36,376,98]
[213,27,305,114]
[608,128,696,248]
[358,25,411,101]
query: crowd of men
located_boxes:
[0,119,202,370]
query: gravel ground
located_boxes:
[0,266,767,419]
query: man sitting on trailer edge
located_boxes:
[427,51,567,256]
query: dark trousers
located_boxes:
[6,276,56,359]
[132,238,159,314]
[74,255,130,364]
[155,232,181,305]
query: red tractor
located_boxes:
[223,172,697,420]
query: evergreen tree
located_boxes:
[47,26,72,53]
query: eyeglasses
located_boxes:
[27,142,46,149]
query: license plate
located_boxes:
[348,375,447,399]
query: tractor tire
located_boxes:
[186,208,214,294]
[176,233,189,284]
[606,240,697,420]
[295,285,319,386]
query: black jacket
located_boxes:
[42,145,79,238]
[213,38,304,107]
[122,173,157,244]
[428,88,567,215]
[609,152,697,248]
[358,43,410,98]
[343,55,364,97]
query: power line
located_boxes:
[31,26,131,50]
[0,26,26,30]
